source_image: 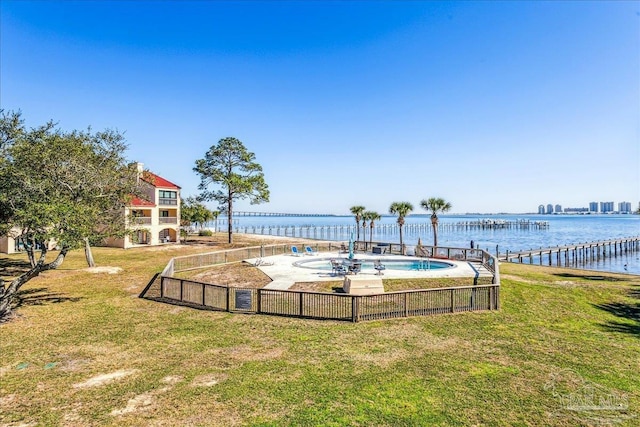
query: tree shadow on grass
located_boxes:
[553,272,626,282]
[13,287,82,309]
[0,257,31,278]
[594,286,640,338]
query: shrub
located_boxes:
[198,229,213,236]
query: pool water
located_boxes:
[294,258,453,271]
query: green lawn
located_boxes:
[1,239,638,426]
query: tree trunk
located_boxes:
[399,225,404,254]
[370,225,374,248]
[84,237,96,268]
[431,218,438,247]
[23,237,36,268]
[227,196,233,244]
[362,221,367,247]
[0,247,68,321]
[25,244,36,268]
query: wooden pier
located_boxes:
[502,237,640,268]
[220,219,550,238]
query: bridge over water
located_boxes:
[226,212,337,217]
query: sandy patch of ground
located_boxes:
[0,394,16,406]
[73,369,139,388]
[161,375,183,385]
[110,375,184,417]
[57,356,91,372]
[191,373,226,387]
[190,263,271,289]
[110,392,155,416]
[85,266,123,274]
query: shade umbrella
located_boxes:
[348,232,354,260]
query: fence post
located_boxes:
[352,296,360,322]
[180,279,184,301]
[257,289,262,314]
[160,276,165,298]
[226,287,230,312]
[202,283,206,306]
[450,289,455,313]
[404,292,409,318]
[299,292,304,317]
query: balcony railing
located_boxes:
[130,217,152,225]
[159,217,178,224]
[159,198,178,206]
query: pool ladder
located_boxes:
[417,259,431,270]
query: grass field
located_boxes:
[1,236,639,426]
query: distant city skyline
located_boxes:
[537,200,637,214]
[1,1,638,214]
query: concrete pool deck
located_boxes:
[245,251,488,290]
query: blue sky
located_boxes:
[1,1,638,214]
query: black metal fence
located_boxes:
[152,276,500,322]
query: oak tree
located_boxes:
[0,110,140,321]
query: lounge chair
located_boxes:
[374,260,386,275]
[330,259,346,276]
[291,246,300,256]
[347,261,362,275]
[304,246,316,256]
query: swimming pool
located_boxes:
[293,258,454,272]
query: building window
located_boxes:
[159,190,178,205]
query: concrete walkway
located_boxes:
[246,251,483,290]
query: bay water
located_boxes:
[208,214,640,275]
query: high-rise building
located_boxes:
[546,204,553,214]
[600,201,614,213]
[589,202,598,213]
[619,201,632,213]
[538,204,545,214]
[555,204,562,213]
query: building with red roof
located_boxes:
[105,163,182,249]
[1,163,182,253]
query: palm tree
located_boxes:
[359,211,368,246]
[420,197,452,247]
[350,205,365,242]
[389,202,414,254]
[364,211,381,249]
